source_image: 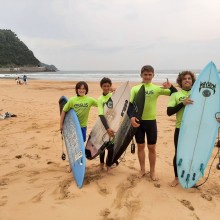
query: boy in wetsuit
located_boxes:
[129,65,177,180]
[98,77,115,173]
[167,71,196,187]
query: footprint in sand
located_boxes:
[0,178,9,187]
[0,200,7,206]
[24,153,41,160]
[201,193,212,201]
[41,146,50,150]
[53,178,73,200]
[99,208,111,219]
[124,199,141,220]
[31,191,45,203]
[96,182,111,196]
[180,199,194,211]
[83,169,102,185]
[0,195,7,205]
[114,174,140,209]
[17,163,25,168]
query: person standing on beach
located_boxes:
[60,81,98,142]
[98,77,115,173]
[15,76,21,85]
[167,71,196,187]
[129,65,177,180]
[23,75,27,85]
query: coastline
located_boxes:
[0,79,220,220]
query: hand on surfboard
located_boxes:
[183,97,194,105]
[107,128,115,137]
[130,117,140,128]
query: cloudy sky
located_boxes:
[1,0,220,70]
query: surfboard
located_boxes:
[177,61,220,188]
[110,84,145,166]
[85,81,130,160]
[59,96,86,188]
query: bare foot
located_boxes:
[107,166,111,174]
[99,163,104,171]
[150,172,159,181]
[138,170,146,179]
[169,178,179,187]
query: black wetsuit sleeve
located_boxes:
[167,103,184,116]
[127,102,134,119]
[169,85,178,95]
[99,115,109,130]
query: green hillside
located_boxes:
[0,29,40,67]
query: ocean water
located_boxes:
[0,69,202,83]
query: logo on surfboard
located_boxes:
[199,81,216,96]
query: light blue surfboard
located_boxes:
[177,61,220,188]
[59,96,86,188]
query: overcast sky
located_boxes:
[1,0,220,71]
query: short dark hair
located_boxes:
[176,71,196,88]
[75,81,88,95]
[141,65,154,74]
[100,77,112,87]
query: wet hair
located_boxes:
[75,81,88,95]
[176,71,196,88]
[100,77,112,87]
[141,65,154,74]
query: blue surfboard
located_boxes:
[59,96,86,188]
[177,61,220,188]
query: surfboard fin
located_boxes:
[186,174,190,183]
[192,173,196,181]
[181,170,185,178]
[200,163,204,175]
[178,158,183,166]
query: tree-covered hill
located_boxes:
[0,29,40,67]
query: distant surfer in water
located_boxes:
[167,71,196,187]
[98,77,115,173]
[129,65,177,180]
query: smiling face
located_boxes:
[181,74,193,90]
[101,83,111,95]
[141,71,154,84]
[77,84,86,96]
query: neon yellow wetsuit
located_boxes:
[130,83,172,120]
[130,82,176,144]
[98,93,112,116]
[167,90,191,128]
[63,95,97,127]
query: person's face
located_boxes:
[77,85,86,96]
[141,71,154,83]
[101,83,111,95]
[182,74,193,90]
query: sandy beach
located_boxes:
[0,78,220,220]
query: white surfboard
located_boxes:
[177,61,220,188]
[85,81,130,159]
